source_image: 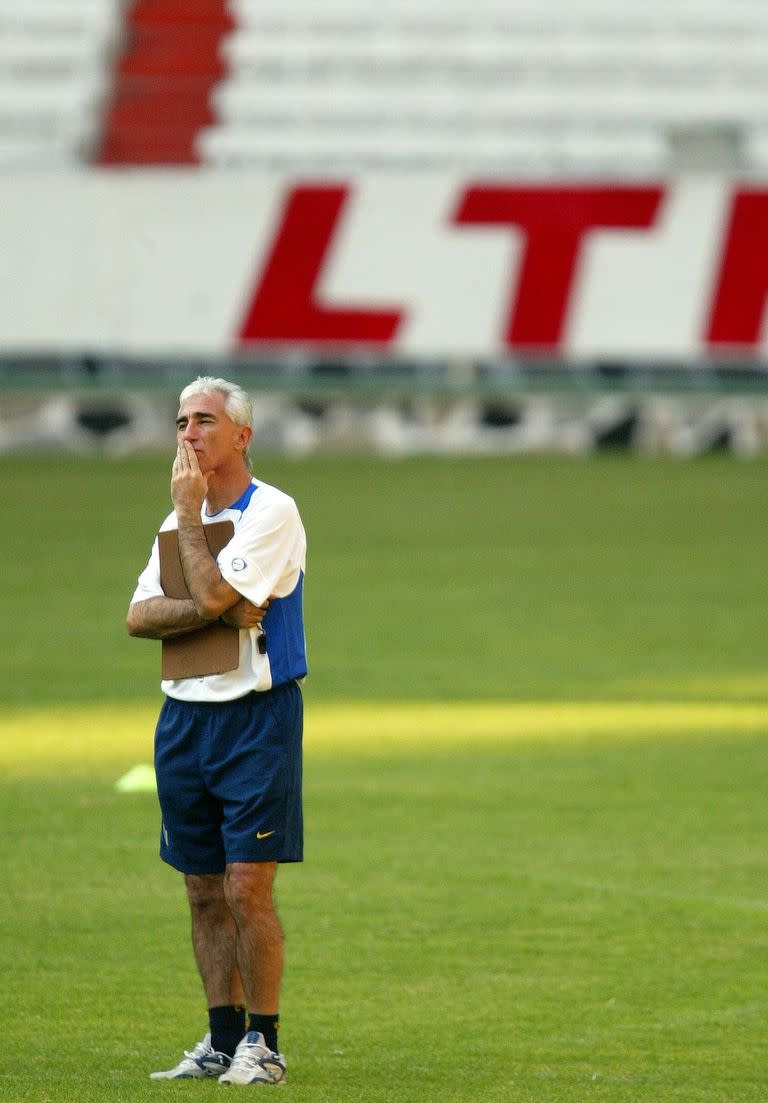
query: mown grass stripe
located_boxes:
[2,699,767,774]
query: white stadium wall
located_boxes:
[1,171,767,362]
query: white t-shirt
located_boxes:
[131,478,307,702]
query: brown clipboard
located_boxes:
[158,520,239,679]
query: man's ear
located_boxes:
[237,425,253,454]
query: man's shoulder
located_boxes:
[247,479,301,520]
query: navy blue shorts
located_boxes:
[153,681,303,874]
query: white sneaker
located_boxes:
[149,1033,232,1080]
[218,1031,287,1085]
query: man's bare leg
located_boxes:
[224,861,284,1015]
[214,863,289,1083]
[185,872,245,1006]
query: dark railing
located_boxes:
[2,353,768,399]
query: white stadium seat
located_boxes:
[211,80,768,129]
[197,123,668,174]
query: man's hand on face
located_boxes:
[171,441,210,521]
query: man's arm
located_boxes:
[170,439,248,620]
[176,520,243,621]
[126,596,213,640]
[126,593,268,640]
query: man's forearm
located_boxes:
[126,596,213,640]
[177,519,239,620]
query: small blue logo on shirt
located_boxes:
[231,557,247,572]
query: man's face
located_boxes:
[175,391,247,475]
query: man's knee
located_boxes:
[224,862,278,918]
[185,872,226,913]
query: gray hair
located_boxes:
[178,376,253,467]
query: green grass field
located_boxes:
[2,453,768,1102]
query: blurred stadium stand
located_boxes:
[0,1,122,166]
[1,0,768,454]
[2,0,767,172]
[112,0,768,174]
[98,0,231,165]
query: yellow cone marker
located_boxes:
[114,763,157,793]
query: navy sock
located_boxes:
[209,1005,246,1058]
[248,1013,280,1053]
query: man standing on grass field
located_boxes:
[126,376,307,1085]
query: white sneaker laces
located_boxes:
[184,1040,212,1063]
[231,1042,266,1072]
